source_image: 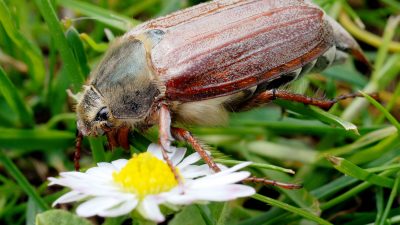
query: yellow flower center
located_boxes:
[113,152,179,198]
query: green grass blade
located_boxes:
[88,137,106,163]
[0,0,45,88]
[0,150,49,211]
[377,174,400,225]
[0,66,34,127]
[252,194,332,225]
[321,169,397,210]
[57,0,139,31]
[341,53,400,121]
[360,91,400,132]
[80,33,109,52]
[34,0,85,91]
[275,100,359,135]
[374,16,400,71]
[244,154,320,214]
[66,27,91,77]
[0,128,74,151]
[322,126,397,156]
[381,0,400,10]
[327,156,395,188]
[124,0,160,17]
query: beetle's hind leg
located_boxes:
[171,127,302,189]
[236,89,374,111]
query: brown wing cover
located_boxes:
[128,0,334,102]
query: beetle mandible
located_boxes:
[71,0,369,184]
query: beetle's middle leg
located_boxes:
[236,89,370,111]
[171,127,302,189]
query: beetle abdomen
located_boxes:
[142,1,333,102]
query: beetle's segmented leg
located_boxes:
[238,89,378,111]
[171,127,221,173]
[74,130,83,171]
[243,176,302,189]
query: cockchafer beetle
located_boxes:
[70,0,370,187]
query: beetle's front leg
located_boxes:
[74,130,83,171]
[159,103,174,152]
[159,103,182,184]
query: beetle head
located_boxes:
[73,37,163,136]
[74,85,115,136]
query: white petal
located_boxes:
[111,159,128,171]
[76,197,125,217]
[52,191,87,206]
[180,165,212,179]
[170,146,187,166]
[177,152,201,169]
[165,194,197,205]
[147,144,186,166]
[85,167,115,181]
[215,162,252,176]
[191,171,251,188]
[185,184,255,201]
[147,143,163,159]
[96,162,115,169]
[138,197,165,222]
[98,199,138,217]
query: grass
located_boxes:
[0,0,399,225]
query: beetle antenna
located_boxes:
[75,130,83,171]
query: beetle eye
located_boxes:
[95,107,109,121]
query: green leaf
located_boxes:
[0,0,45,88]
[0,66,34,127]
[34,0,85,91]
[36,209,92,225]
[57,0,139,31]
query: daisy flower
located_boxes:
[48,144,255,222]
